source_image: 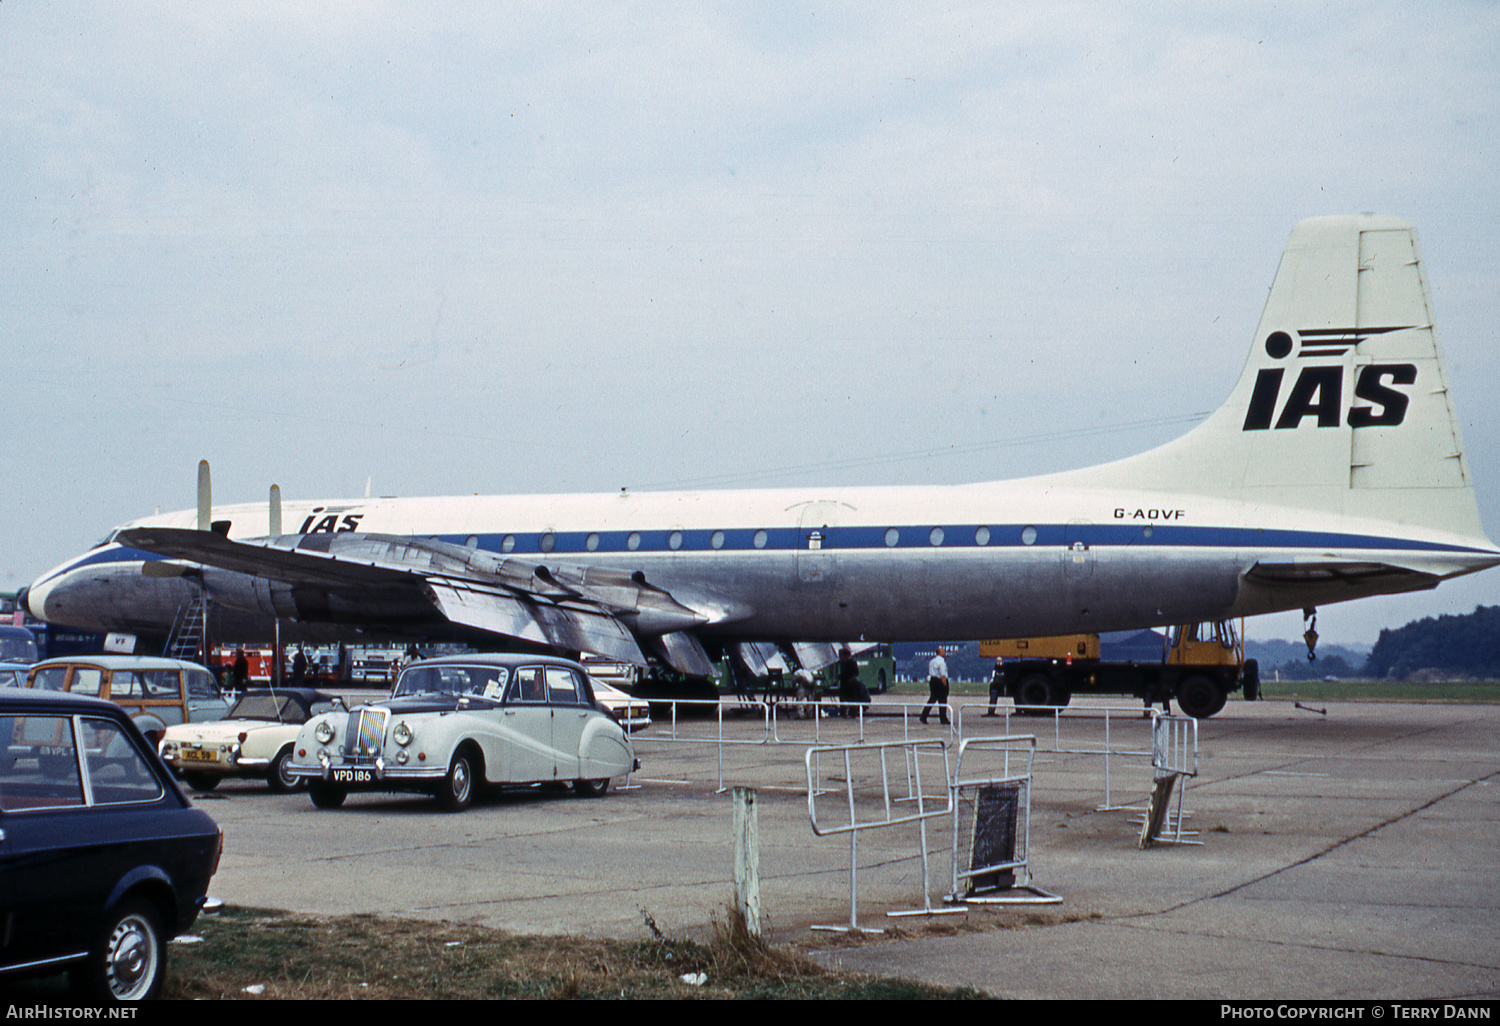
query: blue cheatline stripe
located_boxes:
[50,522,1494,580]
[447,522,1487,556]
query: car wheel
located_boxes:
[182,772,220,791]
[1177,675,1228,719]
[573,778,610,798]
[267,747,301,794]
[308,781,347,809]
[74,899,166,1002]
[436,752,474,812]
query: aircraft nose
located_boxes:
[26,574,58,621]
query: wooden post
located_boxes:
[732,786,762,938]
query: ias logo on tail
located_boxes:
[1242,327,1416,431]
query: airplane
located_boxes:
[24,214,1500,714]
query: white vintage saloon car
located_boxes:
[287,653,638,811]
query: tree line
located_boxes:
[1262,605,1500,681]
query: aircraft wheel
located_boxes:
[1014,673,1053,716]
[1177,676,1227,719]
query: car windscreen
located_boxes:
[395,665,509,700]
[0,637,37,662]
[228,694,308,722]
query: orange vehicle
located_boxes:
[980,621,1258,719]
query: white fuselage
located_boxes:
[27,477,1498,645]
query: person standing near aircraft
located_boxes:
[985,657,1004,717]
[836,646,868,718]
[921,647,950,725]
[233,647,249,692]
[792,666,819,719]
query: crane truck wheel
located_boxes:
[1177,675,1227,719]
[1242,659,1260,701]
[1014,673,1054,716]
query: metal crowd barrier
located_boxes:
[628,697,772,793]
[804,738,956,932]
[1138,712,1200,846]
[631,695,1166,811]
[949,734,1060,904]
[955,700,1160,809]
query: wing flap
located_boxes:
[425,583,646,665]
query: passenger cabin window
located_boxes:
[70,668,103,697]
[545,667,581,705]
[507,667,548,704]
[80,718,163,805]
[108,671,143,699]
[142,670,182,698]
[0,714,84,811]
[30,667,70,692]
[185,669,218,699]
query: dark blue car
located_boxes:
[0,689,221,1001]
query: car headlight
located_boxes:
[393,721,412,746]
[314,721,335,744]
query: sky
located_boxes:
[2,2,1497,648]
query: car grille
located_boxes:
[341,708,388,761]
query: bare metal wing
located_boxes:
[115,527,747,671]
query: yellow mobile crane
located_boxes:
[979,620,1260,718]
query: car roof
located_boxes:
[0,688,132,717]
[30,655,209,672]
[405,653,587,671]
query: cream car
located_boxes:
[288,654,638,811]
[159,688,344,793]
[591,678,651,732]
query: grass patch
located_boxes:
[161,906,985,1000]
[884,678,1500,703]
[1257,680,1500,703]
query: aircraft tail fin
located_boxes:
[1080,214,1485,539]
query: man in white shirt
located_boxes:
[921,646,950,725]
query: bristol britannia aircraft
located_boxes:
[26,214,1500,705]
